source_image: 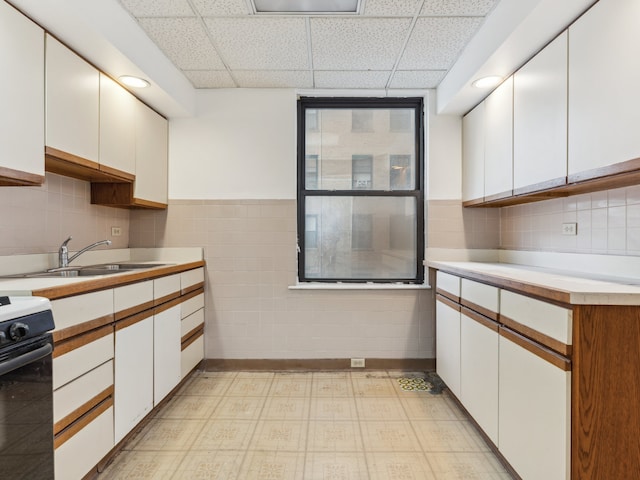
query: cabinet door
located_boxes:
[513,32,568,193]
[115,315,153,444]
[499,331,571,480]
[436,297,461,398]
[99,73,136,175]
[484,76,513,199]
[460,312,498,444]
[154,304,181,405]
[134,101,168,205]
[45,34,99,162]
[0,2,44,184]
[568,0,640,178]
[462,103,485,203]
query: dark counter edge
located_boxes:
[29,260,206,300]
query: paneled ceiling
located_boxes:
[117,0,499,90]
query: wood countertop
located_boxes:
[427,260,640,306]
[0,260,205,300]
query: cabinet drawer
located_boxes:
[54,360,113,425]
[461,278,499,320]
[54,405,114,480]
[181,334,204,378]
[51,290,113,331]
[181,292,204,319]
[114,280,153,319]
[500,290,572,349]
[182,308,204,338]
[154,273,181,303]
[181,267,204,294]
[436,271,461,301]
[53,329,113,390]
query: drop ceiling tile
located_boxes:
[203,18,308,70]
[398,16,483,70]
[234,70,312,88]
[184,70,236,88]
[138,18,226,70]
[191,0,249,16]
[420,0,499,16]
[363,0,422,17]
[118,0,194,16]
[310,18,412,70]
[389,70,447,88]
[314,70,391,89]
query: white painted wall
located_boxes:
[169,89,297,200]
[169,88,461,201]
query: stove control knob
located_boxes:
[9,322,29,341]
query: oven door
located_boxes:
[0,334,53,479]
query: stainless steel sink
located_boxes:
[88,263,170,270]
[25,269,124,278]
[0,263,171,279]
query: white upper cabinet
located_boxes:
[45,34,99,162]
[134,101,168,206]
[99,73,136,176]
[513,31,568,193]
[484,76,513,199]
[568,0,640,178]
[0,2,44,184]
[462,102,485,203]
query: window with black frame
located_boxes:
[297,97,424,283]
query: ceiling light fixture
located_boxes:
[119,75,150,88]
[252,0,359,14]
[471,76,503,89]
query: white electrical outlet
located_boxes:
[351,358,365,368]
[561,223,577,236]
[111,226,122,236]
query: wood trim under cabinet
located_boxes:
[115,308,153,331]
[114,300,154,322]
[154,291,181,307]
[435,293,461,312]
[45,146,133,183]
[154,295,183,315]
[90,183,167,210]
[500,314,572,357]
[181,325,204,350]
[180,286,205,303]
[54,394,113,450]
[460,298,498,321]
[132,197,168,209]
[0,165,44,186]
[54,386,114,437]
[461,306,499,332]
[435,287,460,304]
[512,176,567,196]
[182,282,205,296]
[499,326,571,371]
[52,314,114,344]
[53,324,113,358]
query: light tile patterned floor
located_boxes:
[99,370,514,480]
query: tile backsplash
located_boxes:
[0,173,129,256]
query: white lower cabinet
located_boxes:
[498,332,571,480]
[436,297,461,398]
[154,304,182,405]
[460,312,499,444]
[114,314,154,444]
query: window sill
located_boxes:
[288,282,431,290]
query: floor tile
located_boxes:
[355,397,409,421]
[399,396,461,421]
[307,421,364,452]
[426,452,510,479]
[238,451,305,480]
[226,377,273,396]
[250,420,308,451]
[310,397,359,421]
[359,421,422,452]
[305,452,369,480]
[412,420,490,452]
[366,452,436,480]
[172,450,244,479]
[100,451,185,479]
[127,419,205,452]
[270,375,312,397]
[211,395,266,420]
[351,377,397,397]
[155,394,220,420]
[190,419,256,450]
[183,375,234,396]
[261,396,311,420]
[313,377,354,397]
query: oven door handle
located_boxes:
[0,342,53,376]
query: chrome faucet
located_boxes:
[58,236,112,268]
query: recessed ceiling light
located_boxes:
[471,76,503,89]
[119,75,150,88]
[253,0,359,14]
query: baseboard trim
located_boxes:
[202,358,435,371]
